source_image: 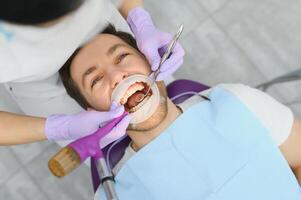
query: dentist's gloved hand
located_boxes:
[127,7,185,81]
[45,102,131,145]
[99,112,131,148]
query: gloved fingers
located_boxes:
[99,115,132,148]
[110,101,119,110]
[149,49,161,72]
[153,32,173,60]
[111,115,132,134]
[156,33,185,72]
[90,105,125,128]
[158,38,183,56]
[139,41,161,72]
[105,103,125,119]
[158,32,173,49]
[156,58,184,81]
[138,32,172,71]
[159,42,184,68]
[155,44,185,80]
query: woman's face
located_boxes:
[70,34,168,131]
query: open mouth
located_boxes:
[120,82,153,113]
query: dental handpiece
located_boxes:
[48,113,127,200]
[143,24,184,98]
[48,112,128,177]
[96,158,119,200]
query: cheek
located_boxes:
[128,57,151,75]
[141,60,152,75]
[88,88,112,111]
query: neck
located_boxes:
[127,98,182,151]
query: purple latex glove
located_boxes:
[45,102,131,144]
[127,7,185,80]
[99,114,131,148]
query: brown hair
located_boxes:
[59,24,139,109]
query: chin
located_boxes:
[127,94,168,132]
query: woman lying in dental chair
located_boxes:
[59,24,301,199]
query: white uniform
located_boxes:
[0,0,131,117]
[0,0,132,151]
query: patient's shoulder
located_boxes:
[215,83,294,146]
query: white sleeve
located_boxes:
[218,83,294,146]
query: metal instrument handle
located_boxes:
[95,158,119,200]
[144,24,184,98]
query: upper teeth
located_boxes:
[120,83,144,105]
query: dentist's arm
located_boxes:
[0,111,46,145]
[279,118,301,185]
[0,103,127,145]
[119,0,143,18]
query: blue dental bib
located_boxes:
[98,87,301,200]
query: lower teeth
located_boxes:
[129,95,151,113]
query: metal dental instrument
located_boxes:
[143,24,184,98]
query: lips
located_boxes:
[111,74,161,124]
[120,82,153,113]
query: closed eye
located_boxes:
[91,76,103,88]
[116,53,130,64]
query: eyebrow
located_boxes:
[107,43,127,56]
[81,66,97,88]
[80,43,128,88]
